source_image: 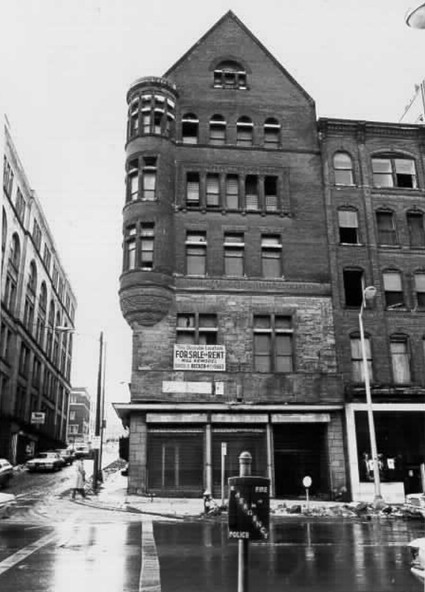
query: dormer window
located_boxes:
[213,60,247,89]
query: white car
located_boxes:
[408,538,425,583]
[405,493,425,517]
[26,452,64,472]
[0,459,14,488]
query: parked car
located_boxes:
[55,448,75,465]
[26,452,64,472]
[72,444,92,459]
[408,537,425,583]
[0,459,14,489]
[404,493,425,518]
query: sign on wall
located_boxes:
[173,344,226,371]
[31,412,45,424]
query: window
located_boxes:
[372,156,417,188]
[69,411,76,421]
[176,313,217,344]
[4,274,17,311]
[264,176,278,212]
[23,297,35,331]
[3,156,14,196]
[225,175,239,209]
[343,268,363,307]
[52,265,58,290]
[124,225,136,270]
[142,157,157,200]
[338,209,359,244]
[128,97,139,137]
[127,159,139,202]
[383,271,404,308]
[264,118,280,148]
[350,335,373,382]
[376,211,397,245]
[28,261,37,293]
[43,245,52,273]
[209,115,226,145]
[186,173,200,207]
[33,219,42,250]
[245,175,259,210]
[1,208,6,255]
[19,344,30,377]
[186,231,207,276]
[182,113,198,144]
[0,323,12,362]
[129,91,175,139]
[236,117,253,146]
[140,223,155,269]
[390,336,411,384]
[261,235,282,278]
[10,233,20,269]
[407,211,425,248]
[414,273,425,309]
[32,357,41,387]
[213,61,247,89]
[333,152,354,185]
[15,189,26,222]
[224,233,244,277]
[206,174,220,208]
[254,315,293,373]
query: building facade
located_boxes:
[1,122,77,464]
[67,387,91,445]
[319,118,425,501]
[115,12,346,499]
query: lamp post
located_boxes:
[93,331,105,495]
[405,2,425,28]
[358,286,383,504]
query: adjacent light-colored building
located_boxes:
[1,120,77,463]
[67,387,91,445]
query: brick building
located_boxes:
[319,118,425,501]
[67,387,91,446]
[114,12,346,498]
[1,121,76,464]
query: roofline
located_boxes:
[318,116,424,132]
[163,10,315,107]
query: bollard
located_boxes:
[238,452,251,592]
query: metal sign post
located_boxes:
[302,475,312,511]
[228,452,270,592]
[221,442,227,507]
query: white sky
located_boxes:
[2,0,424,429]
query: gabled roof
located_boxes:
[164,10,314,106]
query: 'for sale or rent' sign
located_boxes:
[173,344,226,371]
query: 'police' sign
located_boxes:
[228,476,270,541]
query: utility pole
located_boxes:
[93,331,104,494]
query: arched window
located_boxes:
[181,113,199,144]
[236,116,254,146]
[28,260,37,293]
[10,233,20,269]
[333,152,354,185]
[209,114,226,145]
[407,210,425,247]
[213,60,247,89]
[264,118,280,148]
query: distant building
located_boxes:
[400,79,425,124]
[67,387,91,445]
[1,121,77,463]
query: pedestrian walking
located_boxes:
[71,459,86,499]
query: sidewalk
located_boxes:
[79,469,413,520]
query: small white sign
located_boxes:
[173,344,226,372]
[31,412,45,424]
[91,436,101,449]
[303,476,312,488]
[221,442,227,456]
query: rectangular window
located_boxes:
[225,175,239,209]
[264,176,278,212]
[372,157,417,189]
[127,159,139,201]
[4,275,17,312]
[351,336,373,382]
[19,344,30,377]
[224,233,244,277]
[376,211,397,245]
[338,210,359,244]
[415,273,425,309]
[186,231,207,276]
[254,314,293,373]
[3,157,14,196]
[15,189,26,222]
[140,223,155,269]
[176,313,217,344]
[383,271,404,308]
[261,235,282,278]
[125,225,136,270]
[23,298,35,330]
[0,323,12,362]
[245,175,259,210]
[142,157,157,200]
[186,173,200,207]
[206,173,220,208]
[70,410,76,421]
[407,212,425,247]
[33,219,42,250]
[43,245,51,273]
[390,339,411,384]
[343,269,363,307]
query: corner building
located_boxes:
[116,12,345,498]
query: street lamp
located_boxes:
[406,3,425,28]
[358,286,383,504]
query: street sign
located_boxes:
[31,412,45,424]
[221,442,227,455]
[91,436,101,449]
[228,476,270,541]
[303,476,312,488]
